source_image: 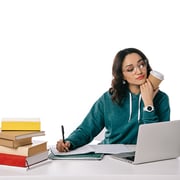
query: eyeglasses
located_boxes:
[123,59,147,73]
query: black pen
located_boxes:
[61,125,65,143]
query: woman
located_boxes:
[56,48,170,152]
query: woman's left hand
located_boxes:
[140,79,159,106]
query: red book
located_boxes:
[0,153,26,167]
[0,151,48,168]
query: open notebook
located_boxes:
[49,144,134,160]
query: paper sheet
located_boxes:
[50,144,135,156]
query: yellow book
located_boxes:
[1,118,41,131]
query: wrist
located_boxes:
[144,101,153,107]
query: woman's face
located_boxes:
[122,53,147,87]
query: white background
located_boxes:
[0,0,179,145]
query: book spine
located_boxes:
[28,142,47,156]
[0,153,26,167]
[13,137,32,148]
[1,121,41,130]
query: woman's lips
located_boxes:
[136,75,145,80]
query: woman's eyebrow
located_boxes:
[124,59,144,68]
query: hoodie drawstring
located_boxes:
[128,93,142,122]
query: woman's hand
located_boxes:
[140,79,159,106]
[56,140,71,152]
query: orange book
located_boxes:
[0,130,45,140]
[0,137,32,148]
[0,140,47,156]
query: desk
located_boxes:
[0,156,180,180]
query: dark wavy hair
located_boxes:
[109,48,152,105]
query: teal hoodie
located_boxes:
[66,90,170,149]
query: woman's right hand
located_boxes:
[56,140,71,152]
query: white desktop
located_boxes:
[0,155,180,180]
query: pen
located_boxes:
[61,125,65,143]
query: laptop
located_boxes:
[111,120,180,164]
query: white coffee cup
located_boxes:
[148,70,164,90]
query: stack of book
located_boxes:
[0,118,48,168]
